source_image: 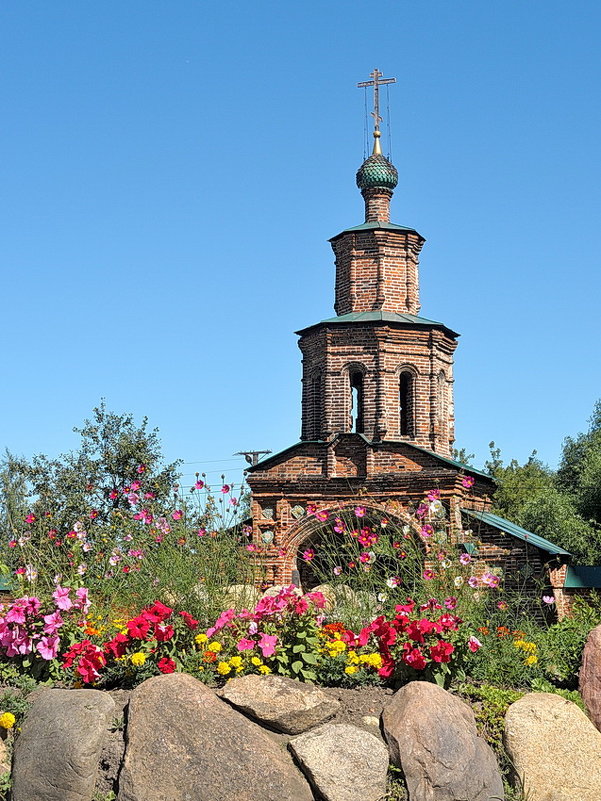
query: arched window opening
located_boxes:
[399,371,413,437]
[350,371,364,433]
[437,371,446,424]
[311,373,322,439]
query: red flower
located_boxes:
[157,657,176,674]
[127,616,151,640]
[153,623,175,642]
[144,601,173,623]
[105,632,129,659]
[179,611,199,630]
[429,640,455,663]
[402,646,428,671]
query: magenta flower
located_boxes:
[354,506,366,518]
[427,490,441,501]
[333,566,342,576]
[459,553,472,565]
[467,576,479,588]
[171,510,183,521]
[423,569,435,580]
[467,635,482,653]
[109,490,119,500]
[43,610,64,635]
[136,464,147,474]
[315,510,329,522]
[302,548,315,562]
[221,484,231,494]
[258,633,278,658]
[462,476,475,489]
[25,513,36,524]
[194,480,204,490]
[444,596,458,610]
[127,493,140,506]
[421,524,434,538]
[197,528,207,537]
[236,638,256,651]
[52,586,72,611]
[37,635,60,661]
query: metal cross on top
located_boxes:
[357,68,396,135]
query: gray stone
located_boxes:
[219,673,341,734]
[504,691,601,801]
[579,623,601,731]
[12,688,115,801]
[222,583,261,609]
[0,737,10,775]
[118,672,313,801]
[289,722,389,801]
[382,681,503,801]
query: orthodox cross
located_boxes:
[357,68,396,135]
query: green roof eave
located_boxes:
[329,221,423,241]
[296,311,459,339]
[461,509,572,557]
[564,565,601,588]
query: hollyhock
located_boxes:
[53,586,72,611]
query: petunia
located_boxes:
[53,586,73,611]
[258,633,278,658]
[236,638,256,651]
[37,635,60,661]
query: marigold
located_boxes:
[251,656,263,666]
[0,713,15,729]
[195,633,208,645]
[229,656,243,668]
[258,665,271,674]
[524,654,538,666]
[208,641,222,652]
[217,661,231,675]
[130,652,147,667]
[344,665,358,675]
[203,650,217,663]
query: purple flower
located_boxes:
[459,553,472,565]
[542,595,555,605]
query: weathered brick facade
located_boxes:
[246,141,576,610]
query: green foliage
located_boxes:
[539,595,601,687]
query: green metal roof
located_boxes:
[564,565,601,588]
[296,311,459,338]
[462,509,571,556]
[330,221,421,240]
[356,154,399,192]
[0,576,12,592]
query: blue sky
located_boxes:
[1,1,600,492]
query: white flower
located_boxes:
[386,576,401,588]
[441,559,452,569]
[77,564,87,575]
[73,521,85,533]
[24,565,37,582]
[454,576,465,588]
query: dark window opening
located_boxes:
[400,372,413,437]
[350,371,364,433]
[311,374,321,439]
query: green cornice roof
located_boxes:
[565,565,601,588]
[462,509,572,557]
[296,311,459,338]
[330,221,422,241]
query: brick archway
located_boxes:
[282,503,425,590]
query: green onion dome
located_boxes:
[356,153,398,193]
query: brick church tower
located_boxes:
[246,71,575,603]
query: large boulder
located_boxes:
[579,623,601,731]
[117,672,313,801]
[219,674,340,734]
[12,688,115,801]
[382,681,503,801]
[289,722,389,801]
[222,584,261,610]
[504,692,601,801]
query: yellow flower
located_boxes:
[130,652,147,667]
[524,654,538,666]
[217,661,231,675]
[195,633,208,645]
[258,665,271,674]
[0,713,15,730]
[229,656,243,668]
[251,656,263,666]
[344,665,358,675]
[347,650,360,665]
[208,641,222,653]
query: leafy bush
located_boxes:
[539,595,601,688]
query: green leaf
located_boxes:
[296,631,306,639]
[291,660,303,673]
[292,644,305,653]
[301,652,318,664]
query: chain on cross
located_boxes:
[357,68,396,135]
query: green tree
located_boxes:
[557,400,601,525]
[0,401,181,540]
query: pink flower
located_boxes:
[444,596,457,610]
[302,548,315,562]
[459,553,472,565]
[333,566,342,576]
[75,588,91,614]
[246,543,258,552]
[427,489,441,501]
[462,476,475,489]
[37,635,60,661]
[221,484,231,494]
[422,570,435,580]
[127,493,140,506]
[171,510,183,521]
[467,576,479,588]
[8,541,16,548]
[258,633,278,658]
[467,635,482,652]
[53,586,72,611]
[25,513,36,524]
[137,464,147,474]
[109,490,119,500]
[194,480,204,490]
[197,528,207,537]
[129,481,142,492]
[420,524,434,538]
[315,510,329,522]
[497,600,508,610]
[229,497,239,506]
[354,506,366,518]
[542,595,555,605]
[43,610,64,635]
[144,491,156,500]
[236,638,256,651]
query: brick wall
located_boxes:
[299,322,457,455]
